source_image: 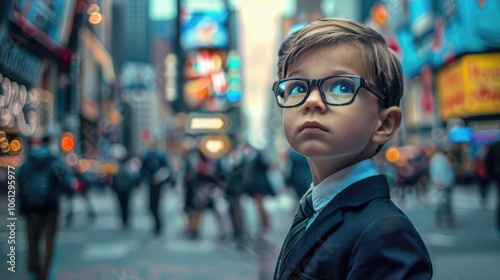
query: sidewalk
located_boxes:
[1,183,499,279]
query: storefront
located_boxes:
[436,53,500,122]
[0,0,77,168]
[436,52,500,182]
[76,26,115,158]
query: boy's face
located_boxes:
[282,45,393,166]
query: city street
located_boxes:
[1,1,500,280]
[1,184,499,280]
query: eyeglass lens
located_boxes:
[277,77,360,106]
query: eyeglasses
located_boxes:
[272,75,388,108]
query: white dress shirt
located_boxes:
[305,158,380,229]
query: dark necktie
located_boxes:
[275,190,315,277]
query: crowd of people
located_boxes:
[377,139,500,233]
[11,131,500,279]
[14,135,288,279]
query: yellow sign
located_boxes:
[436,53,500,120]
[185,113,232,134]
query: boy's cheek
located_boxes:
[282,115,296,135]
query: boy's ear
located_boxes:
[372,106,402,145]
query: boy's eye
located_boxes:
[325,78,356,95]
[285,81,308,95]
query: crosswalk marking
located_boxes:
[422,233,458,247]
[166,240,216,252]
[82,241,141,261]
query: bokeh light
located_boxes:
[385,147,400,163]
[66,153,78,167]
[61,133,75,152]
[89,12,103,24]
[10,139,21,152]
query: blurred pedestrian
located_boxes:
[140,140,172,236]
[218,148,246,247]
[18,135,75,280]
[181,148,203,239]
[429,143,457,228]
[395,148,427,201]
[111,147,141,230]
[474,144,491,208]
[286,149,312,200]
[64,164,96,227]
[181,149,226,240]
[242,145,274,235]
[485,136,500,237]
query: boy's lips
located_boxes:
[299,121,329,132]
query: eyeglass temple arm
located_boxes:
[363,81,388,104]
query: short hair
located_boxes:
[277,18,404,108]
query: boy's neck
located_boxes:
[309,154,374,185]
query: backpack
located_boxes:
[143,155,163,177]
[20,160,58,211]
[113,163,138,192]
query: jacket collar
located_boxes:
[278,175,390,279]
[339,175,390,207]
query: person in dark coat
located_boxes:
[181,148,226,240]
[286,149,312,199]
[141,140,171,236]
[218,148,246,247]
[474,144,491,208]
[485,136,500,237]
[18,135,75,280]
[242,145,274,235]
[112,149,140,230]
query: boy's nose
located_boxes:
[303,87,326,113]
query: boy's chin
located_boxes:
[296,145,372,161]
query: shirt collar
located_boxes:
[310,158,379,212]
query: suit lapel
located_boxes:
[278,175,390,279]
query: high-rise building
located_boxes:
[113,0,152,63]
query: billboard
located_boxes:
[182,49,228,111]
[12,0,76,46]
[180,8,229,51]
[436,53,500,121]
[393,0,500,78]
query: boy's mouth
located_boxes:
[299,121,329,132]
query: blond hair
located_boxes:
[277,18,404,107]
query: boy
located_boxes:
[272,18,433,280]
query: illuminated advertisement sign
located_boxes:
[394,0,500,78]
[436,53,500,121]
[396,27,428,78]
[407,0,434,38]
[183,49,228,111]
[182,49,241,111]
[12,0,76,46]
[180,8,229,51]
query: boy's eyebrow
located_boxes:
[286,69,303,78]
[327,69,356,76]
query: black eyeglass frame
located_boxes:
[272,75,388,108]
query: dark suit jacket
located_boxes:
[275,175,433,280]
